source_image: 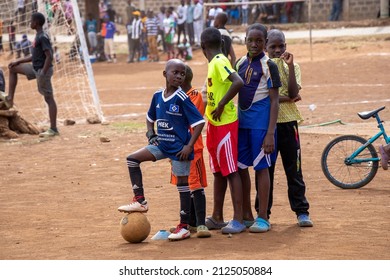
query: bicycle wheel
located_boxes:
[321,135,379,189]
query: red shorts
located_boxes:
[170,150,208,191]
[206,120,239,176]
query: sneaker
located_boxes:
[196,225,211,238]
[39,128,59,138]
[221,220,246,234]
[0,92,12,109]
[297,214,313,227]
[168,224,190,241]
[379,145,389,170]
[118,199,148,213]
[249,217,271,233]
[169,225,197,233]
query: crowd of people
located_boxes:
[85,0,313,64]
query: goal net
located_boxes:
[0,0,103,126]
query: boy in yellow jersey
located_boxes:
[263,29,313,227]
[171,65,211,238]
[200,27,246,234]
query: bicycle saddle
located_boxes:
[357,106,386,120]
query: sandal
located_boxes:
[205,216,227,230]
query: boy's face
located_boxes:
[164,62,186,88]
[266,36,286,59]
[245,29,266,57]
[30,18,37,30]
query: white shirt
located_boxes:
[177,4,188,25]
[194,2,203,22]
[208,7,223,27]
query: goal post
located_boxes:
[0,0,104,126]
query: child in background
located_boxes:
[5,12,58,137]
[201,27,245,234]
[163,8,176,60]
[213,12,236,67]
[264,28,313,227]
[170,65,210,238]
[176,38,192,61]
[118,59,205,241]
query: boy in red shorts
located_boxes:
[201,27,245,234]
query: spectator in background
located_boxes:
[241,1,249,26]
[99,0,108,30]
[193,0,203,47]
[16,0,26,24]
[107,2,116,23]
[63,0,74,33]
[186,0,195,46]
[140,10,148,61]
[126,0,136,23]
[208,5,223,27]
[8,21,16,55]
[157,6,167,52]
[15,34,32,59]
[177,0,188,45]
[145,10,159,62]
[292,1,303,23]
[329,0,343,21]
[102,15,117,63]
[85,13,98,54]
[128,10,142,63]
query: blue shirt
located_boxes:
[147,87,205,160]
[105,21,116,39]
[236,52,281,129]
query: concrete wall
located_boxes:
[77,0,385,23]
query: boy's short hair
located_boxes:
[246,23,268,40]
[31,12,46,26]
[201,27,221,50]
[267,29,286,42]
[184,65,193,84]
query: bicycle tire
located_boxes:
[321,135,379,189]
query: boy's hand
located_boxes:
[8,61,20,69]
[293,94,302,102]
[176,145,193,161]
[263,134,275,154]
[211,104,224,122]
[281,51,293,65]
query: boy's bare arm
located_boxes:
[211,72,244,121]
[263,88,279,154]
[281,51,299,100]
[176,122,205,160]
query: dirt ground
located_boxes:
[1,29,389,260]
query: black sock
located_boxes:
[192,189,206,226]
[127,157,144,203]
[177,184,191,225]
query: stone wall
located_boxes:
[78,0,383,23]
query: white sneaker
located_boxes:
[168,224,190,241]
[118,200,148,213]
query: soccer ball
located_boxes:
[119,212,151,243]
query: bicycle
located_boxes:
[321,106,389,189]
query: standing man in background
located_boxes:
[193,0,203,47]
[177,0,188,45]
[186,0,195,46]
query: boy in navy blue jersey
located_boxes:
[118,59,205,241]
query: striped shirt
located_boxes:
[131,18,142,39]
[145,17,159,36]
